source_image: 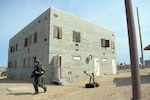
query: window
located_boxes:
[23,58,25,68]
[8,61,11,68]
[73,31,80,43]
[33,32,37,43]
[105,40,110,47]
[10,61,13,68]
[111,41,115,49]
[28,35,32,46]
[27,57,31,68]
[32,57,36,67]
[101,39,110,47]
[72,56,81,61]
[10,45,16,53]
[16,43,18,51]
[8,61,16,68]
[10,45,15,52]
[101,39,106,47]
[23,57,32,68]
[24,37,28,47]
[102,58,107,62]
[24,35,32,47]
[10,46,13,53]
[53,26,62,39]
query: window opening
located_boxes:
[73,31,80,43]
[53,26,62,39]
[111,41,115,49]
[23,58,25,68]
[28,35,32,46]
[24,37,28,47]
[16,43,18,51]
[27,57,31,68]
[32,57,36,67]
[105,40,110,47]
[33,32,37,43]
[101,39,110,48]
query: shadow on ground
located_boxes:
[0,77,32,83]
[7,92,33,96]
[7,91,46,96]
[113,75,150,87]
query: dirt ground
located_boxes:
[0,68,150,100]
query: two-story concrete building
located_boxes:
[8,7,116,84]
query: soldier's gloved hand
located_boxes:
[41,71,45,74]
[35,71,40,74]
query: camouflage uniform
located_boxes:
[32,60,47,94]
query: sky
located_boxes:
[0,0,150,67]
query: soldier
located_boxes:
[31,59,47,94]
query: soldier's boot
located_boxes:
[34,86,39,94]
[44,86,47,92]
[34,91,39,94]
[39,84,47,93]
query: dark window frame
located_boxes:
[53,26,62,39]
[24,37,28,47]
[101,39,110,48]
[33,32,37,43]
[16,43,18,51]
[73,31,81,43]
[28,35,32,46]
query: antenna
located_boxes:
[136,7,144,69]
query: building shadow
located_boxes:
[7,92,33,96]
[113,75,150,87]
[7,91,47,96]
[0,77,32,83]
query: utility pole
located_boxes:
[136,7,144,69]
[124,0,142,100]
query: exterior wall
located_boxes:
[8,7,116,84]
[8,9,50,81]
[48,8,116,83]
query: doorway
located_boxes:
[112,59,117,74]
[94,58,100,76]
[52,55,62,81]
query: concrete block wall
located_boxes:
[48,8,116,82]
[8,7,116,84]
[8,8,50,80]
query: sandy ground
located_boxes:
[0,68,150,100]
